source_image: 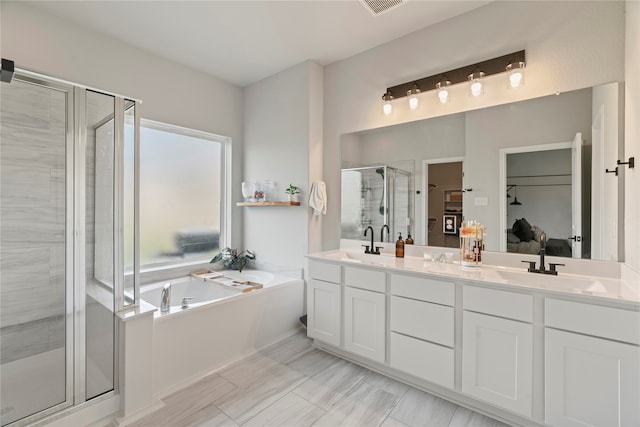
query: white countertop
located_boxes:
[308,248,640,306]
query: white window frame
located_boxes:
[138,118,232,272]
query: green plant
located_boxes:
[210,247,255,272]
[285,184,300,195]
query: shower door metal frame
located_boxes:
[3,68,138,426]
[4,72,76,426]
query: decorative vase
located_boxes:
[288,193,298,203]
[241,181,256,202]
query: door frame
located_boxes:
[421,157,464,246]
[499,141,574,253]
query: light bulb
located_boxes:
[506,61,525,89]
[468,71,485,97]
[436,79,451,104]
[509,71,523,88]
[409,95,419,110]
[438,88,449,104]
[381,91,393,115]
[407,85,420,110]
[470,81,483,97]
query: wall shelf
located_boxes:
[236,201,300,207]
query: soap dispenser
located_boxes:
[405,232,414,245]
[395,233,405,258]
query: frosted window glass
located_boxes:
[140,124,222,266]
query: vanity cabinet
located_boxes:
[544,299,640,427]
[462,285,533,417]
[307,261,341,347]
[389,274,455,388]
[343,266,386,363]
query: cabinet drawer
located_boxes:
[309,260,341,284]
[390,274,454,306]
[545,298,640,345]
[390,296,454,347]
[463,285,532,322]
[344,266,386,293]
[390,332,454,389]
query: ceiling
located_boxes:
[28,0,490,87]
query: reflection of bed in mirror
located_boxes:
[507,218,572,257]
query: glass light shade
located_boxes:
[506,61,525,88]
[383,101,392,115]
[468,71,485,97]
[436,80,451,104]
[382,92,393,115]
[407,86,420,110]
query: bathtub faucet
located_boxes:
[160,283,171,312]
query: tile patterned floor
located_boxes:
[129,331,510,427]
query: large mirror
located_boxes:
[340,83,624,261]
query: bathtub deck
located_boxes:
[128,331,508,427]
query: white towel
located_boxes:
[309,181,327,215]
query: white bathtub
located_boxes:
[141,270,279,315]
[143,269,304,396]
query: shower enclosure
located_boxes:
[341,166,411,243]
[0,67,139,426]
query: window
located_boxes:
[138,119,229,268]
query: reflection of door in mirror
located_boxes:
[504,144,577,259]
[425,160,463,248]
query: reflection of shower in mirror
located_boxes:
[341,166,411,243]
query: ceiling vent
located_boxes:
[360,0,405,16]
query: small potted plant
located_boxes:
[210,247,255,273]
[285,184,300,202]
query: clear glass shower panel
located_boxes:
[85,90,115,400]
[0,79,70,425]
[124,101,135,305]
[341,166,411,243]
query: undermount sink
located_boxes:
[493,270,607,293]
[322,250,398,266]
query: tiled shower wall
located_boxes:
[0,80,67,363]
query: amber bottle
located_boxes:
[395,233,405,258]
[405,232,414,245]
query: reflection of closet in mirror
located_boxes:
[341,166,411,243]
[424,160,463,248]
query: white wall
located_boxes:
[625,0,640,273]
[242,61,323,270]
[322,0,625,251]
[0,1,245,248]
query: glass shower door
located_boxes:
[84,90,116,400]
[0,78,73,425]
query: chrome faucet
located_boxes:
[181,297,194,309]
[363,226,383,255]
[522,232,564,275]
[160,283,171,312]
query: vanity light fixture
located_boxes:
[381,50,525,112]
[468,71,485,97]
[506,61,525,88]
[436,78,451,104]
[382,91,393,115]
[407,84,420,110]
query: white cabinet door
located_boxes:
[344,286,386,363]
[545,328,640,427]
[307,278,341,347]
[462,311,533,417]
